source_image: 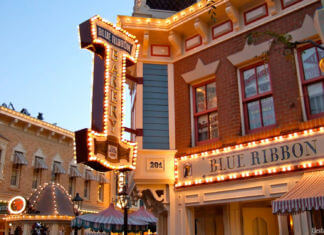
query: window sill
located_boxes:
[196,137,219,146]
[8,186,20,191]
[245,124,276,135]
[308,112,324,120]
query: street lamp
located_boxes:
[117,191,130,235]
[320,58,324,73]
[72,193,83,235]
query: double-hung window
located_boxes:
[98,183,104,202]
[241,63,276,131]
[10,164,20,186]
[84,180,90,200]
[298,44,324,118]
[193,81,218,144]
[69,177,76,196]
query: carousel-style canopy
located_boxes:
[28,182,74,216]
[71,203,148,233]
[129,206,157,224]
[129,206,158,233]
[273,170,324,214]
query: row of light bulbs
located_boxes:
[175,127,324,188]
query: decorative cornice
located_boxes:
[182,58,220,83]
[290,14,317,41]
[0,106,74,139]
[227,40,272,66]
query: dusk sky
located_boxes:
[0,0,134,133]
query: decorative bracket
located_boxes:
[142,31,149,57]
[123,127,143,136]
[168,30,182,57]
[126,74,143,84]
[225,3,239,31]
[265,0,277,15]
[194,18,209,44]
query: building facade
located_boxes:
[0,106,110,234]
[117,0,324,234]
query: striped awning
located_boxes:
[273,170,324,214]
[70,166,82,178]
[53,162,66,174]
[85,170,96,181]
[98,174,109,184]
[35,157,48,170]
[13,151,28,165]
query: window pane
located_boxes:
[307,82,324,115]
[84,181,90,199]
[244,68,257,98]
[302,47,320,80]
[197,115,208,141]
[257,64,271,94]
[261,97,275,126]
[98,184,104,201]
[196,86,206,112]
[209,112,218,139]
[207,82,217,109]
[247,101,262,130]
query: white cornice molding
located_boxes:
[132,0,319,64]
[227,40,272,66]
[182,58,220,83]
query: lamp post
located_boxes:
[72,193,83,235]
[117,191,130,235]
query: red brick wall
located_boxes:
[174,2,322,156]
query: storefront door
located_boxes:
[242,207,279,235]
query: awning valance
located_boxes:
[53,162,66,174]
[35,157,48,170]
[272,170,324,214]
[70,166,82,178]
[85,170,96,181]
[98,174,109,184]
[13,151,28,165]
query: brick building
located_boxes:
[116,0,324,234]
[0,106,110,234]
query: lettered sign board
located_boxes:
[75,16,139,172]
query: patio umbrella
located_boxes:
[129,206,158,232]
[71,203,148,233]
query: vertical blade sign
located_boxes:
[75,15,140,172]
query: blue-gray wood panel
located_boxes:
[143,64,169,149]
